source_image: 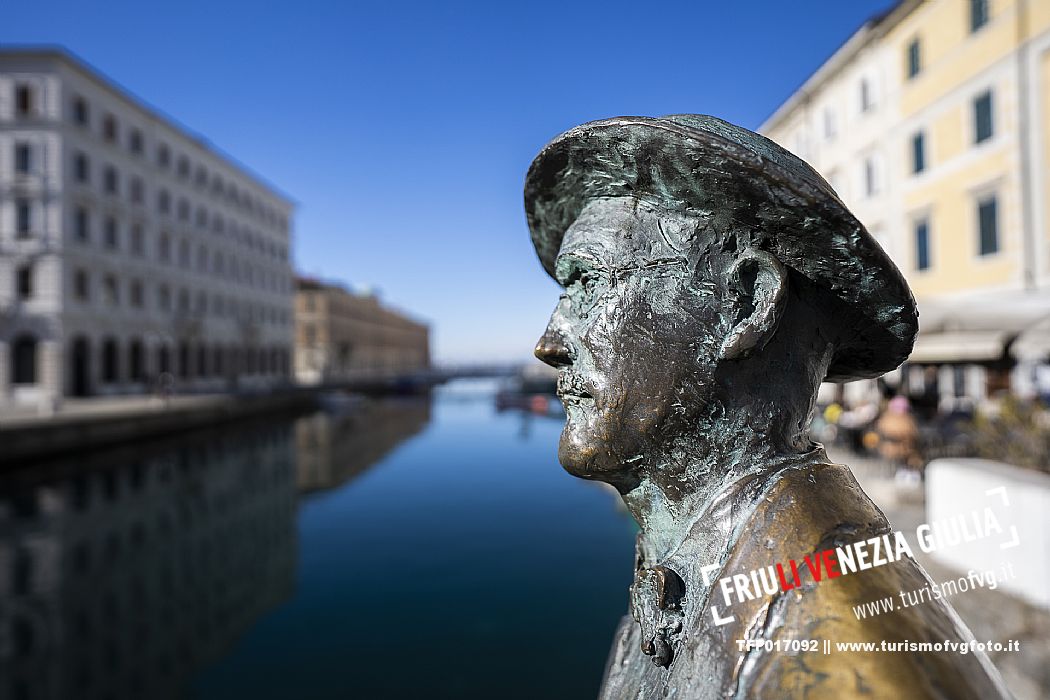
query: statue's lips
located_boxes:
[557,372,594,402]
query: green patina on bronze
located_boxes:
[525,115,1011,699]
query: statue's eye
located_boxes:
[563,264,589,289]
[567,270,601,301]
[559,259,608,315]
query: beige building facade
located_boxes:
[762,0,1050,404]
[294,278,429,385]
[0,49,296,407]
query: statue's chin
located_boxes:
[558,426,617,482]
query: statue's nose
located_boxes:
[534,329,573,368]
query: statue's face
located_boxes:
[535,197,730,483]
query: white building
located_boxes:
[0,49,296,406]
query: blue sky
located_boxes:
[5,0,897,363]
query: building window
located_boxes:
[864,157,878,197]
[129,128,143,155]
[157,144,170,168]
[158,345,171,374]
[176,156,190,179]
[74,269,90,300]
[16,199,32,237]
[158,284,171,311]
[178,239,190,267]
[130,279,144,308]
[914,219,931,271]
[104,275,119,306]
[911,131,926,174]
[977,194,999,255]
[178,343,190,378]
[130,177,144,204]
[129,339,144,381]
[157,189,170,214]
[177,198,190,222]
[102,338,119,383]
[974,90,994,144]
[16,265,33,299]
[102,114,118,143]
[74,152,90,183]
[75,207,90,242]
[971,0,989,32]
[15,143,32,174]
[860,78,873,113]
[196,207,208,229]
[12,335,37,385]
[104,166,119,195]
[906,38,921,79]
[72,96,89,125]
[195,166,208,188]
[130,223,144,256]
[159,233,171,262]
[104,217,119,250]
[15,84,34,117]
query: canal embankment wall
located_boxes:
[1,391,319,466]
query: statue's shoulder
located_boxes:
[721,461,1011,699]
[747,459,890,550]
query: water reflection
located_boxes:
[0,398,432,700]
[1,388,636,699]
[296,399,431,494]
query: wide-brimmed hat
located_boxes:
[523,114,918,382]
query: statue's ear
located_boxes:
[718,249,788,361]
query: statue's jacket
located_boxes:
[599,460,1012,700]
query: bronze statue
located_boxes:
[525,115,1011,699]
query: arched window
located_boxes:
[178,343,190,378]
[158,346,171,374]
[129,339,145,382]
[11,335,37,384]
[213,346,224,375]
[102,338,119,383]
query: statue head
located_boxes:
[525,116,918,490]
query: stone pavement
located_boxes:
[0,393,230,426]
[828,447,1050,700]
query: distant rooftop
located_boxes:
[295,276,429,327]
[0,45,295,207]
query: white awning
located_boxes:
[908,330,1012,363]
[1013,327,1050,361]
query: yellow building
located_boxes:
[762,0,1050,405]
[294,277,429,385]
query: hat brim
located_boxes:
[523,115,918,383]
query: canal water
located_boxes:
[1,380,637,699]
